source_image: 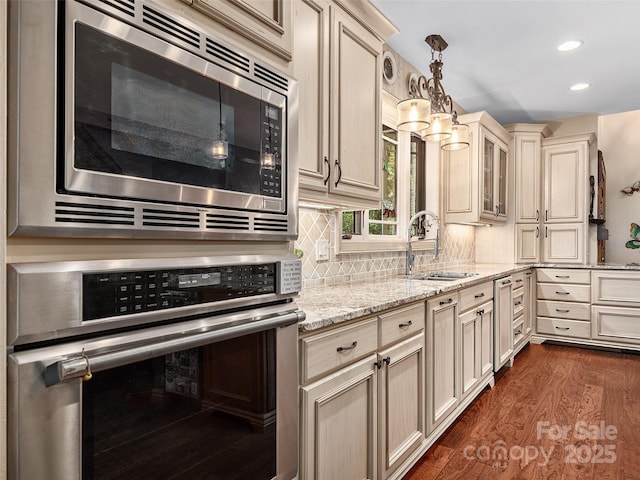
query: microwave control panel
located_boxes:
[82,263,277,321]
[260,103,282,197]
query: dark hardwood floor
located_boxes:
[404,342,640,480]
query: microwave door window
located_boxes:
[73,23,267,200]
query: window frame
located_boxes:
[337,91,439,254]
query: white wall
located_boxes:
[598,110,640,265]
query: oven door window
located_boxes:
[71,22,283,203]
[82,331,276,479]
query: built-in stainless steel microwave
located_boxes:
[8,0,299,240]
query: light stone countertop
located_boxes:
[296,262,640,333]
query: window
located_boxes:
[340,93,436,252]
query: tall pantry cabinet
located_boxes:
[511,126,595,265]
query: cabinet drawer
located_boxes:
[537,283,590,302]
[300,317,378,383]
[592,271,640,307]
[459,282,493,312]
[513,288,525,317]
[592,305,640,344]
[537,317,590,339]
[537,300,590,321]
[512,272,526,289]
[537,268,590,285]
[513,317,525,346]
[379,302,425,347]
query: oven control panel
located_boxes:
[82,263,277,321]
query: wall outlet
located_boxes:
[316,240,330,261]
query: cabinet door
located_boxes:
[459,309,480,398]
[301,355,377,480]
[378,335,425,479]
[479,300,495,377]
[494,277,514,370]
[426,295,459,432]
[293,0,330,194]
[543,141,587,223]
[516,224,541,263]
[329,7,381,203]
[524,270,534,334]
[191,0,292,61]
[514,133,542,223]
[480,130,508,222]
[542,223,585,263]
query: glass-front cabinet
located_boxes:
[480,129,508,222]
[443,111,510,225]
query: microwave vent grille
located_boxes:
[254,217,289,232]
[96,0,135,17]
[142,5,200,49]
[254,64,289,91]
[205,39,250,73]
[55,202,135,226]
[142,208,200,228]
[206,214,251,231]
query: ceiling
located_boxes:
[369,0,640,125]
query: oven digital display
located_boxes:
[178,272,221,288]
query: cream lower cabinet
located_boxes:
[293,0,395,208]
[458,281,494,399]
[494,275,514,370]
[591,271,640,346]
[300,302,425,480]
[426,294,459,432]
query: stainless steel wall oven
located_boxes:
[8,0,299,240]
[7,255,303,480]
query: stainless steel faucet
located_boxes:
[406,209,440,276]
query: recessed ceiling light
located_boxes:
[570,83,590,91]
[558,40,583,52]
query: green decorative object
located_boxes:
[625,223,640,249]
[294,248,304,258]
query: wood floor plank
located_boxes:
[403,343,640,480]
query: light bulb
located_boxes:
[212,139,228,161]
[409,102,418,121]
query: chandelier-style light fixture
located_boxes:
[397,34,469,151]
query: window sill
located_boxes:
[337,237,437,254]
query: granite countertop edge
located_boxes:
[296,262,640,334]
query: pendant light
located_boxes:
[396,34,468,150]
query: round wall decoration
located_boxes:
[382,50,398,85]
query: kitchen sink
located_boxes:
[411,271,478,281]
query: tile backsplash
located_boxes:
[295,207,475,288]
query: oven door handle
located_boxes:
[44,310,304,387]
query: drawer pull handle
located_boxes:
[502,280,512,285]
[477,308,485,316]
[555,309,570,313]
[555,291,571,295]
[439,298,453,305]
[337,341,357,352]
[515,329,523,335]
[555,275,570,279]
[515,301,522,306]
[474,293,486,299]
[526,272,533,277]
[515,279,523,283]
[555,326,570,331]
[399,321,413,328]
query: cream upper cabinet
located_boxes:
[507,124,550,264]
[541,133,595,264]
[443,111,511,225]
[188,0,293,62]
[293,0,396,209]
[543,138,589,223]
